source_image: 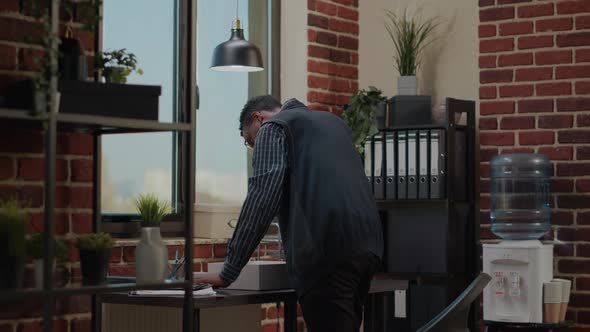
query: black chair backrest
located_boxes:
[416,273,492,332]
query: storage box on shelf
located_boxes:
[5,80,161,121]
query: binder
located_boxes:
[418,131,429,199]
[373,134,384,200]
[364,136,373,189]
[397,131,407,199]
[407,131,418,199]
[385,133,396,199]
[429,130,446,199]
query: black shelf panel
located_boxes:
[0,108,191,134]
[0,280,191,302]
[376,199,447,210]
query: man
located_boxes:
[196,96,383,331]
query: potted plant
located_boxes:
[75,233,115,285]
[343,87,387,155]
[134,193,171,284]
[26,233,68,289]
[95,49,144,84]
[0,198,27,289]
[384,8,438,95]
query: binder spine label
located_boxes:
[386,135,395,177]
[408,133,417,176]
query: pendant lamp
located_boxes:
[210,0,264,72]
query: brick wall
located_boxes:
[478,0,590,329]
[307,0,359,116]
[0,1,96,331]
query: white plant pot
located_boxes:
[135,227,168,284]
[34,259,56,289]
[398,75,417,95]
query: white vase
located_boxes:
[34,259,55,289]
[398,76,417,95]
[135,227,169,284]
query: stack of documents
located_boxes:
[130,284,216,297]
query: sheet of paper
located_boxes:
[130,287,216,297]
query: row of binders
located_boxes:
[365,129,446,200]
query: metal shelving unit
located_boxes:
[0,1,197,332]
[375,98,479,331]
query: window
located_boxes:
[100,0,179,213]
[100,0,278,215]
[195,0,278,205]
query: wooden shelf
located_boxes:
[0,108,192,134]
[0,280,191,303]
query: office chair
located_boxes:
[416,273,492,332]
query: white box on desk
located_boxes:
[193,203,240,239]
[207,261,291,291]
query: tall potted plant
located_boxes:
[134,193,171,284]
[26,233,68,289]
[0,198,27,289]
[75,233,115,285]
[384,8,438,95]
[343,87,387,155]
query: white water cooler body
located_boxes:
[483,240,553,323]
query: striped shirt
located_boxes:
[219,122,288,283]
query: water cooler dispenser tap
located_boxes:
[509,272,521,297]
[495,272,505,296]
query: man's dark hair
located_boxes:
[239,95,282,132]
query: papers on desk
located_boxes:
[130,287,216,297]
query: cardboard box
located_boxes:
[193,203,240,239]
[207,261,291,290]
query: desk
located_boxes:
[102,278,407,332]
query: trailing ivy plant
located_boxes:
[343,86,386,154]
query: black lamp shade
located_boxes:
[211,28,263,72]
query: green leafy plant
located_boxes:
[95,49,143,84]
[384,8,439,76]
[63,0,103,33]
[343,87,386,154]
[0,198,28,257]
[30,10,59,115]
[135,194,171,228]
[75,233,115,251]
[26,233,68,262]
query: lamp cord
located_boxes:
[236,0,239,19]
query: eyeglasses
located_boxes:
[244,139,254,149]
[242,112,261,149]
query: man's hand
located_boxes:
[194,274,228,288]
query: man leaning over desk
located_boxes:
[196,95,383,331]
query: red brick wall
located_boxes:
[307,0,359,116]
[479,0,590,329]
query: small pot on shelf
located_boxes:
[103,66,128,84]
[75,233,115,285]
[79,249,111,285]
[33,259,56,289]
[398,76,417,96]
[0,256,25,290]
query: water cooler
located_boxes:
[483,154,553,323]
